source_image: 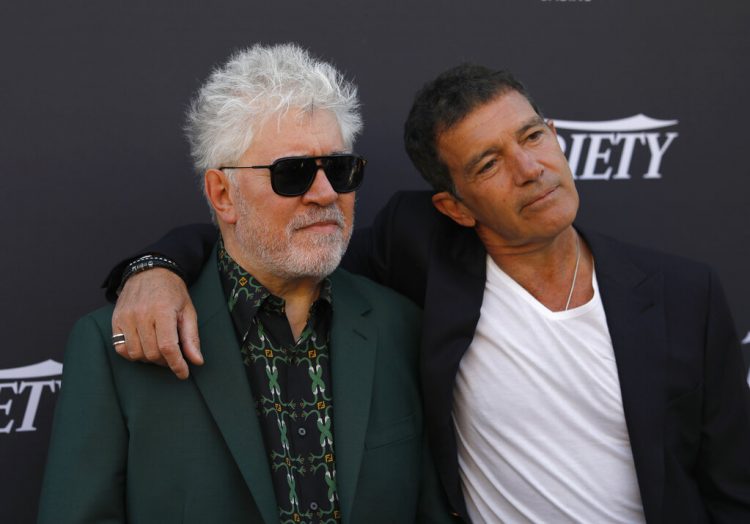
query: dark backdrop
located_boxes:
[1,1,748,521]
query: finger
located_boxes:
[128,330,148,362]
[111,326,134,361]
[113,285,146,362]
[112,303,134,360]
[112,307,142,361]
[135,317,162,364]
[177,303,203,366]
[154,311,190,380]
[145,354,168,366]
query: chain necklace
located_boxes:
[564,234,581,311]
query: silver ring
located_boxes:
[112,333,126,346]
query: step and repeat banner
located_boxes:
[2,1,748,521]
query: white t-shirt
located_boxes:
[452,255,645,523]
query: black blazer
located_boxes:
[108,190,750,523]
[345,191,750,523]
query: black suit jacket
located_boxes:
[107,190,750,523]
[346,191,750,523]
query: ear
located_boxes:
[546,119,557,136]
[431,191,477,228]
[204,169,238,224]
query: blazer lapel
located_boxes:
[421,222,486,518]
[421,221,487,423]
[188,248,278,524]
[583,229,666,523]
[328,270,377,524]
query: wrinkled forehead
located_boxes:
[228,110,347,171]
[443,89,538,133]
[252,107,347,152]
[437,91,539,151]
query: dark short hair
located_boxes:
[403,64,542,194]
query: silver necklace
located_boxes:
[564,234,581,311]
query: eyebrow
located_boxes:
[515,115,547,140]
[462,115,547,175]
[463,146,501,175]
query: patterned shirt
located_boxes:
[217,240,341,524]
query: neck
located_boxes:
[222,232,323,339]
[271,282,322,341]
[480,226,594,311]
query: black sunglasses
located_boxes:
[220,154,366,197]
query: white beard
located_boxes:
[234,198,352,281]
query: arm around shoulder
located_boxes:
[342,191,435,306]
[102,223,217,302]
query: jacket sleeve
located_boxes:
[101,223,218,302]
[697,269,750,520]
[37,314,128,523]
[342,191,433,306]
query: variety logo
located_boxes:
[553,114,679,180]
[0,359,62,434]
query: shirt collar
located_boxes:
[216,237,333,337]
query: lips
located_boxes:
[289,206,345,232]
[298,220,342,232]
[522,185,559,210]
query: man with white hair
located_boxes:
[38,44,449,524]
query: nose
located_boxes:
[302,166,338,206]
[512,147,544,185]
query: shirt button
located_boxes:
[298,427,307,436]
[310,501,318,510]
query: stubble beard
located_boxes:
[234,198,353,281]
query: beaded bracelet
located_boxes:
[117,254,185,295]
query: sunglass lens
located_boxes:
[269,155,364,196]
[271,158,318,196]
[324,156,364,193]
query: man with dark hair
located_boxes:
[103,63,750,523]
[404,64,542,194]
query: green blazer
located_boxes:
[38,255,450,523]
